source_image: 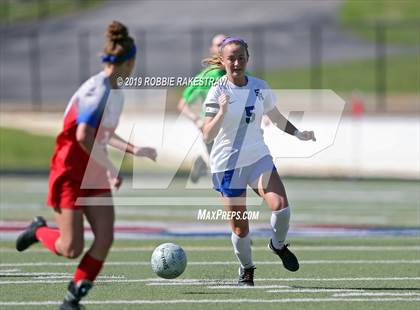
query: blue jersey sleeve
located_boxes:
[76,85,110,129]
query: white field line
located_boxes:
[0,271,125,281]
[333,292,420,297]
[0,273,125,280]
[265,289,366,293]
[35,275,125,280]
[117,245,420,252]
[1,298,420,306]
[207,286,362,291]
[207,285,292,289]
[146,284,356,290]
[144,277,420,282]
[1,260,419,267]
[0,272,70,277]
[54,275,127,279]
[0,269,20,273]
[147,282,237,286]
[1,277,420,285]
[204,260,420,265]
[0,279,172,285]
[85,197,266,206]
[1,245,420,253]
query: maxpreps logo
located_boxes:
[197,209,260,221]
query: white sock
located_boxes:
[270,206,291,250]
[231,232,254,268]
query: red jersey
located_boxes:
[47,71,124,208]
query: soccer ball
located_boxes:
[151,243,187,279]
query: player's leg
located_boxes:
[205,141,213,155]
[249,157,298,272]
[74,193,114,281]
[83,202,115,261]
[190,155,207,183]
[17,178,85,256]
[54,209,90,310]
[222,194,256,286]
[60,192,114,310]
[253,169,291,249]
[213,168,255,285]
[223,194,251,262]
[16,207,84,257]
[53,208,85,258]
[16,182,84,256]
[190,141,213,183]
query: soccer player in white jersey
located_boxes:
[203,37,316,286]
[15,21,157,309]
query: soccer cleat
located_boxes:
[190,156,208,183]
[60,299,84,310]
[16,216,46,252]
[238,266,256,286]
[60,280,93,310]
[268,239,299,272]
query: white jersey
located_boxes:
[64,71,124,131]
[204,75,276,173]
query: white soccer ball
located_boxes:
[151,243,187,279]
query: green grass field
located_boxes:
[0,237,419,310]
[0,0,105,24]
[1,176,418,226]
[0,127,55,170]
[0,127,134,172]
[265,54,419,93]
[0,176,419,309]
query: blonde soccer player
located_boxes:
[203,37,315,286]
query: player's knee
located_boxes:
[233,226,249,238]
[270,197,287,211]
[60,241,84,259]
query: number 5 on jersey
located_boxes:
[245,106,255,124]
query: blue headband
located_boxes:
[101,45,137,63]
[219,37,248,50]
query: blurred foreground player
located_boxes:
[16,21,157,310]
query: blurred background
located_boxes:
[0,0,418,237]
[0,0,419,112]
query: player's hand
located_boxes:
[107,170,123,190]
[295,130,316,141]
[218,93,230,114]
[133,146,157,161]
[262,115,271,128]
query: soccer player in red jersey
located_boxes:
[15,21,157,310]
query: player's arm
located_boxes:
[177,98,203,129]
[202,93,229,143]
[266,107,316,141]
[108,132,157,161]
[178,74,207,129]
[76,123,122,188]
[108,132,135,153]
